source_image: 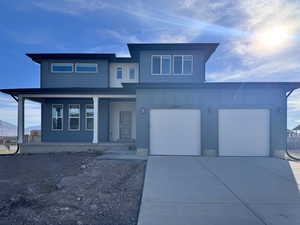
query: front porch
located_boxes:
[1,88,137,153]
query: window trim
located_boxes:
[85,104,94,131]
[173,55,193,75]
[51,104,63,131]
[116,67,123,80]
[51,63,73,73]
[151,55,172,75]
[68,104,80,131]
[75,63,98,73]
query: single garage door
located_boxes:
[219,109,270,156]
[150,109,201,155]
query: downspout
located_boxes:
[286,89,300,160]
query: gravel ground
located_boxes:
[0,153,146,225]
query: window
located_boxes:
[173,55,193,75]
[51,63,73,73]
[85,104,94,131]
[162,56,171,74]
[52,104,63,131]
[173,56,182,74]
[116,67,123,79]
[183,56,193,74]
[129,67,136,80]
[152,56,161,74]
[75,63,98,73]
[68,104,80,131]
[151,55,171,75]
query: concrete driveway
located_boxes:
[138,156,300,225]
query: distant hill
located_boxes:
[0,120,16,136]
[0,120,41,136]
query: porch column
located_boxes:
[92,96,99,144]
[17,96,25,144]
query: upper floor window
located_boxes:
[152,55,171,75]
[173,55,193,75]
[75,63,98,73]
[52,104,63,131]
[116,67,123,79]
[129,67,136,80]
[69,104,80,131]
[51,63,73,73]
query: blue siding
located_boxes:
[41,98,109,142]
[136,87,286,156]
[139,50,205,83]
[41,60,109,88]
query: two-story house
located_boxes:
[2,43,300,158]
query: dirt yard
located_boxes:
[0,153,146,225]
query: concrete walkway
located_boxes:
[138,156,300,225]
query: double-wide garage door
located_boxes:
[150,109,270,156]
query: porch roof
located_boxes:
[0,87,136,97]
[122,82,300,92]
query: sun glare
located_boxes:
[256,26,290,49]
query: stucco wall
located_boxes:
[136,87,287,156]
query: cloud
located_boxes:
[31,0,243,43]
[208,56,300,82]
[32,0,106,15]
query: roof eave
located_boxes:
[26,53,117,64]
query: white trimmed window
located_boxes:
[51,63,73,73]
[151,55,171,75]
[75,63,98,73]
[52,104,63,131]
[68,104,80,131]
[129,67,136,80]
[173,55,193,75]
[85,104,94,131]
[116,67,123,79]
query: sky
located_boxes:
[0,0,299,128]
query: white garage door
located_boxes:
[219,109,270,156]
[150,109,201,155]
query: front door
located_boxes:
[119,111,132,141]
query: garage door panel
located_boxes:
[150,109,201,155]
[219,109,270,156]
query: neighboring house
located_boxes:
[292,125,300,135]
[1,43,300,157]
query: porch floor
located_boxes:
[19,142,136,154]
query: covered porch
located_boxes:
[1,88,137,153]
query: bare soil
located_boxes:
[0,153,146,225]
